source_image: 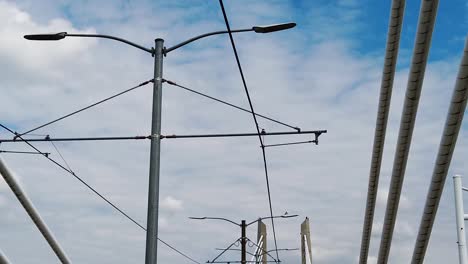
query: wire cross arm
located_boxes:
[0,135,152,143]
[263,130,325,148]
[264,140,316,148]
[161,130,327,140]
[215,248,298,255]
[0,130,326,143]
[0,150,51,156]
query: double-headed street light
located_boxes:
[189,214,298,264]
[24,22,296,264]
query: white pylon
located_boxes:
[301,217,312,264]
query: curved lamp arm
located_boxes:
[247,214,298,226]
[164,28,252,54]
[24,22,295,56]
[165,22,296,54]
[189,216,240,226]
[24,32,153,54]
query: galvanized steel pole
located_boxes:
[145,38,164,264]
[453,175,468,264]
[0,157,71,264]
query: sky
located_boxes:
[0,0,467,263]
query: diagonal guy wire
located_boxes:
[210,238,242,263]
[163,78,301,131]
[16,79,153,138]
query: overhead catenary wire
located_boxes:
[0,123,201,264]
[15,79,153,138]
[218,0,280,261]
[377,1,439,263]
[163,78,301,132]
[411,37,468,264]
[359,1,406,263]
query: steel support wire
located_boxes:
[0,124,200,264]
[359,1,406,263]
[377,1,439,263]
[411,37,468,264]
[15,79,153,138]
[209,238,242,263]
[218,1,281,260]
[163,79,301,132]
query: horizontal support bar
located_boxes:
[0,136,151,143]
[161,130,327,139]
[0,150,50,156]
[0,130,326,143]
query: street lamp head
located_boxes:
[252,22,296,33]
[188,216,206,220]
[24,32,67,41]
[281,214,299,218]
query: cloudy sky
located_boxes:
[0,0,467,263]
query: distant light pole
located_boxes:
[453,175,468,264]
[189,214,298,264]
[24,22,296,264]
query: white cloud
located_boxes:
[161,196,183,212]
[0,1,466,264]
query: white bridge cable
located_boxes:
[0,247,11,264]
[411,37,468,264]
[0,157,72,264]
[377,1,440,263]
[359,1,406,263]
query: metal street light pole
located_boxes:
[190,214,298,264]
[23,22,296,264]
[453,175,468,264]
[241,220,247,264]
[146,38,164,264]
